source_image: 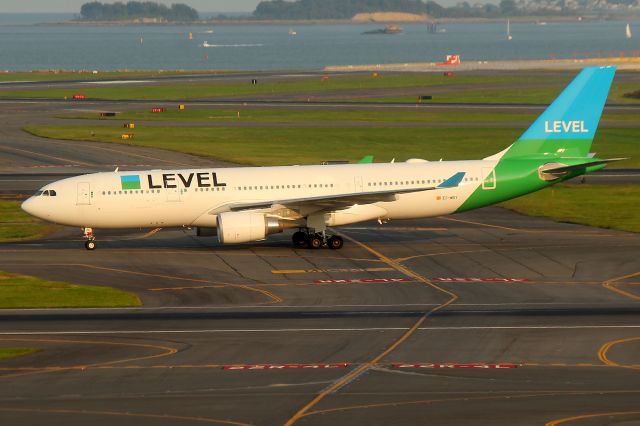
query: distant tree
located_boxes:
[170,4,199,21]
[499,0,519,14]
[252,0,565,19]
[79,1,199,21]
[80,2,103,19]
[254,0,433,19]
[483,3,499,14]
[425,1,444,17]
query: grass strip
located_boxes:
[60,108,540,123]
[24,125,640,168]
[0,74,568,100]
[362,81,640,104]
[60,108,640,126]
[0,271,141,309]
[0,348,39,360]
[501,184,640,233]
[0,201,59,242]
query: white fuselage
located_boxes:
[22,160,495,230]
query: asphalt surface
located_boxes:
[0,79,639,425]
[1,210,639,425]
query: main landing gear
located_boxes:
[83,227,96,250]
[292,229,344,250]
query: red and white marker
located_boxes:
[223,363,349,370]
[433,277,529,283]
[392,363,519,369]
[314,278,411,284]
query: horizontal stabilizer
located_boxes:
[543,158,627,174]
[538,158,626,181]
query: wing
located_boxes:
[208,172,466,217]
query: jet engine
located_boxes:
[217,212,285,244]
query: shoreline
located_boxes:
[33,15,640,26]
[324,57,640,72]
[2,57,640,75]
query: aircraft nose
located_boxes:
[21,197,42,219]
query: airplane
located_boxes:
[22,66,622,251]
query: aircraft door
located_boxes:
[354,176,363,193]
[77,182,91,205]
[481,168,497,190]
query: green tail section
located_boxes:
[457,66,616,213]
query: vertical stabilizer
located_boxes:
[502,66,616,159]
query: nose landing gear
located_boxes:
[291,229,343,250]
[83,227,96,250]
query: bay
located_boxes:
[0,15,637,71]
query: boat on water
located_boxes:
[204,29,214,34]
[202,41,213,48]
[506,20,513,41]
[363,24,403,35]
[288,28,297,36]
[626,23,632,39]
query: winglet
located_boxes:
[358,155,374,164]
[438,172,466,189]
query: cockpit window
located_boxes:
[42,190,50,196]
[39,189,57,197]
[49,190,57,196]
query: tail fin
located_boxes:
[502,66,616,160]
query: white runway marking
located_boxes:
[83,80,152,85]
[0,301,624,313]
[1,325,640,336]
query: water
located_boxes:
[0,15,637,71]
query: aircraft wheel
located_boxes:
[85,240,96,251]
[327,235,344,250]
[308,234,323,249]
[292,231,308,248]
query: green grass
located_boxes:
[365,81,640,105]
[1,71,637,105]
[0,271,141,309]
[60,107,640,125]
[0,73,568,100]
[501,184,640,233]
[24,125,640,167]
[0,348,38,360]
[62,108,540,123]
[0,201,59,242]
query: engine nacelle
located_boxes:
[217,212,284,244]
